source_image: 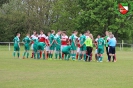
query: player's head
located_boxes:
[79,33,82,37]
[51,30,55,34]
[57,30,62,35]
[62,31,66,36]
[89,34,93,39]
[40,30,44,34]
[74,30,78,35]
[105,31,109,36]
[97,35,100,38]
[33,31,36,35]
[27,33,30,37]
[47,31,50,36]
[109,34,113,38]
[16,33,20,37]
[86,30,90,34]
[109,32,112,36]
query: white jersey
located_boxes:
[31,34,38,40]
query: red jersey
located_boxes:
[38,34,46,43]
[61,35,68,45]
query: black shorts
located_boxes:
[109,46,115,54]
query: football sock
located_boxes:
[23,52,26,57]
[43,53,45,59]
[100,56,103,61]
[49,53,51,58]
[84,54,86,61]
[68,54,71,60]
[73,54,76,60]
[62,53,64,59]
[55,53,58,59]
[79,54,82,60]
[51,54,53,58]
[40,51,42,58]
[76,53,78,60]
[17,52,20,58]
[13,51,16,57]
[65,54,67,60]
[31,53,34,58]
[59,53,61,59]
[37,53,40,59]
[34,53,36,59]
[27,52,29,58]
[108,56,111,62]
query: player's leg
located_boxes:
[112,47,116,62]
[31,44,34,58]
[88,47,92,62]
[108,47,113,62]
[17,46,20,58]
[95,49,97,61]
[13,46,17,58]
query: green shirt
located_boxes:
[97,38,104,49]
[33,39,39,46]
[13,36,20,46]
[104,36,108,47]
[80,34,86,45]
[22,36,31,45]
[62,45,71,52]
[54,34,61,45]
[70,34,77,45]
[49,34,55,45]
[85,37,93,47]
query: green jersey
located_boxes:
[22,36,31,45]
[54,34,61,45]
[85,37,93,47]
[38,42,46,47]
[13,36,20,46]
[70,34,77,45]
[33,39,39,46]
[49,34,55,45]
[97,38,104,48]
[104,36,108,47]
[80,34,86,45]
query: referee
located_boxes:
[85,35,93,62]
[108,34,116,62]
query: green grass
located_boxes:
[0,46,133,88]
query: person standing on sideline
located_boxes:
[22,33,31,59]
[13,33,20,58]
[108,34,117,62]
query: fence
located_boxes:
[0,42,133,51]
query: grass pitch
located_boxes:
[0,46,133,88]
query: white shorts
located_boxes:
[77,47,80,53]
[31,44,34,50]
[46,46,50,51]
[61,45,67,51]
[95,49,97,54]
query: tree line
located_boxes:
[0,0,133,43]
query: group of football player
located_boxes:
[13,30,117,62]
